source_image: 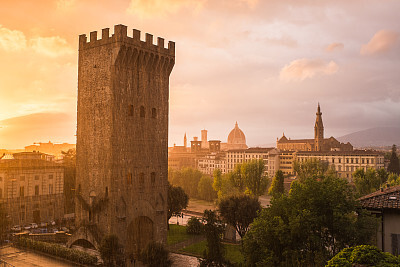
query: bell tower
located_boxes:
[314,103,324,151]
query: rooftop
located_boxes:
[359,185,400,210]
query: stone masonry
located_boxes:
[68,24,175,263]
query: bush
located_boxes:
[139,241,171,267]
[15,237,97,265]
[99,234,124,266]
[327,245,400,267]
[186,217,203,235]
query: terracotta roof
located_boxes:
[297,150,384,156]
[359,185,400,210]
[278,138,314,144]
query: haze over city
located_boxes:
[0,0,399,149]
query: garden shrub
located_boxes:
[15,237,97,265]
[186,217,203,235]
[139,241,171,267]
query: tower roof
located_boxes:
[228,122,246,145]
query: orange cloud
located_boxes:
[0,25,27,51]
[127,0,206,17]
[30,36,73,58]
[56,0,76,10]
[325,42,344,52]
[360,30,399,56]
[0,113,76,149]
[280,58,339,82]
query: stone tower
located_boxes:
[70,24,175,262]
[314,103,324,151]
[184,133,187,148]
[201,129,208,148]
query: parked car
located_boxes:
[49,221,56,226]
[11,225,21,232]
[60,227,70,233]
[29,223,38,229]
[23,225,31,230]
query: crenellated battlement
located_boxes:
[79,24,175,56]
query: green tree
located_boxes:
[243,176,378,266]
[388,144,400,174]
[139,242,172,267]
[327,245,400,267]
[353,168,381,196]
[377,168,389,184]
[62,148,76,214]
[241,159,269,197]
[167,183,189,229]
[186,217,203,235]
[212,169,223,193]
[229,164,245,192]
[168,167,202,198]
[387,173,400,186]
[268,170,285,198]
[293,158,330,182]
[218,195,261,239]
[99,234,124,266]
[198,175,217,202]
[200,210,229,267]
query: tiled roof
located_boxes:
[297,150,384,156]
[359,185,400,210]
[278,138,314,144]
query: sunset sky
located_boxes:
[0,0,399,149]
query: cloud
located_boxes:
[127,0,206,17]
[0,25,27,51]
[56,0,76,10]
[325,42,344,52]
[0,113,76,149]
[30,36,73,57]
[360,30,399,56]
[280,58,339,82]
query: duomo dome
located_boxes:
[228,122,246,146]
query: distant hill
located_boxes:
[337,127,400,148]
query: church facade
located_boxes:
[277,104,353,152]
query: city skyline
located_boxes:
[1,0,400,149]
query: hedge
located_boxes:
[15,237,97,265]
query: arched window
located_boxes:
[151,108,157,118]
[140,106,145,118]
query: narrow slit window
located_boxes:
[152,108,157,118]
[151,172,156,184]
[140,106,145,118]
[139,173,145,187]
[129,105,134,116]
[127,172,132,185]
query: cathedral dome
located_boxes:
[228,122,246,145]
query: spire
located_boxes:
[317,102,321,115]
[184,133,187,148]
[235,121,238,128]
[314,103,324,151]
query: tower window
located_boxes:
[139,173,145,187]
[151,172,156,184]
[127,172,132,185]
[140,106,145,118]
[129,105,134,116]
[152,108,157,118]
